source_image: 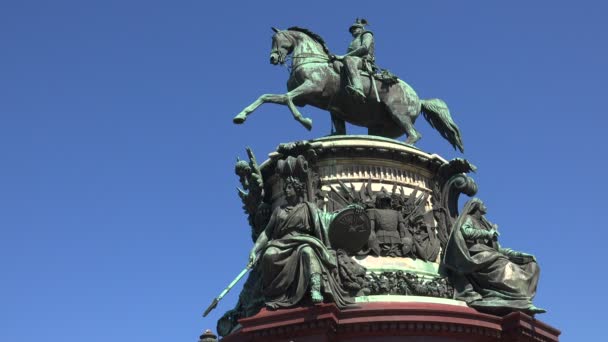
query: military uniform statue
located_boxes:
[332,18,375,102]
[367,192,414,257]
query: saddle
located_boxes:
[331,60,399,85]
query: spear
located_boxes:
[203,263,253,317]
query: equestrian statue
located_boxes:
[232,19,464,152]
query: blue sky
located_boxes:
[1,1,606,340]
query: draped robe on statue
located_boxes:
[443,200,540,314]
[260,202,353,309]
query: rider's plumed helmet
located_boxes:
[349,18,369,33]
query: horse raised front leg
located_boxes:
[234,82,318,131]
[285,101,312,131]
[233,93,286,124]
[284,81,320,131]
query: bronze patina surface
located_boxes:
[233,21,464,152]
[205,20,548,339]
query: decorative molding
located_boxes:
[223,303,560,341]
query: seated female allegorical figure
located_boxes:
[443,198,545,315]
[248,174,354,309]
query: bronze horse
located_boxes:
[233,27,464,152]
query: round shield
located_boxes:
[329,208,371,254]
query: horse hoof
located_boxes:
[301,118,313,131]
[233,115,246,124]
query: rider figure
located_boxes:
[333,18,375,102]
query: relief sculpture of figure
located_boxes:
[443,198,545,315]
[248,176,354,309]
[367,192,414,257]
[409,213,441,262]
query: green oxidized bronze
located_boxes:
[248,155,367,309]
[335,18,376,102]
[233,20,464,152]
[249,179,351,308]
[235,147,270,242]
[367,191,412,257]
[443,198,545,315]
[206,20,550,339]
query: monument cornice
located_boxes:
[223,302,560,341]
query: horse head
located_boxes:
[270,27,293,65]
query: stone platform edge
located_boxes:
[222,302,560,342]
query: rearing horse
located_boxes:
[233,27,464,152]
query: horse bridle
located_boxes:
[272,30,330,72]
[271,30,295,65]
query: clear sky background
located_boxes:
[1,1,606,341]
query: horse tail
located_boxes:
[420,99,464,152]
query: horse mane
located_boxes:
[287,26,330,54]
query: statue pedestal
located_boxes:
[221,302,560,342]
[219,137,557,340]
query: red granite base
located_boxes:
[221,302,559,342]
